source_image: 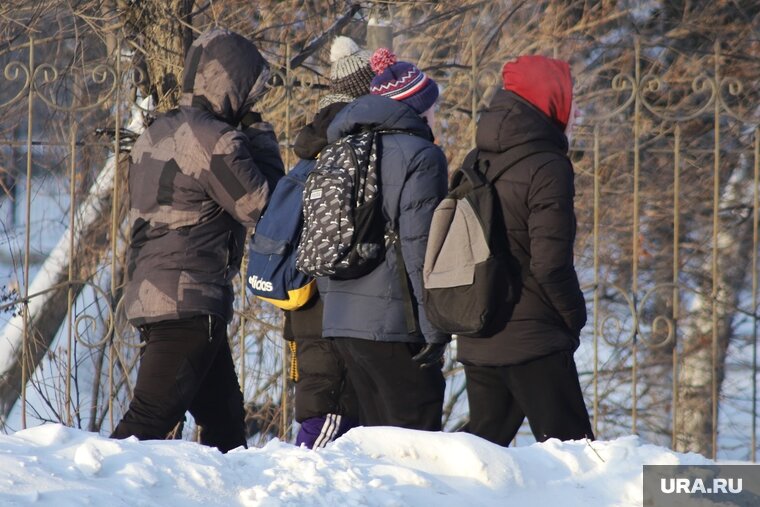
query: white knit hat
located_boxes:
[326,36,374,99]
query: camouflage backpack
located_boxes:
[296,129,394,279]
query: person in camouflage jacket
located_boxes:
[112,28,284,452]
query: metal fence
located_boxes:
[0,32,758,460]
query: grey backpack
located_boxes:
[423,147,564,337]
[422,149,513,337]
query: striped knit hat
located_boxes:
[369,48,439,114]
[320,36,374,109]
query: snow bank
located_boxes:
[0,424,713,506]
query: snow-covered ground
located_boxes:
[0,424,716,507]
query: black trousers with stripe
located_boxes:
[111,315,247,453]
[293,337,358,423]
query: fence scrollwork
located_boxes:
[577,72,637,122]
[718,77,760,123]
[0,61,31,109]
[639,73,717,122]
[591,283,639,348]
[636,283,679,349]
[31,62,118,112]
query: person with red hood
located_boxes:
[457,55,594,446]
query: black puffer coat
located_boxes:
[457,89,587,366]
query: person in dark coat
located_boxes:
[284,36,373,449]
[317,48,449,430]
[458,55,594,446]
[112,28,284,452]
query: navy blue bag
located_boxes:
[246,159,316,310]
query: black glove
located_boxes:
[412,343,447,368]
[240,111,263,129]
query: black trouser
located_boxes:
[464,350,594,446]
[334,337,445,430]
[111,315,246,453]
[294,337,358,422]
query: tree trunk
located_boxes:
[675,165,756,457]
[119,0,194,111]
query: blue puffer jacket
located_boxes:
[318,95,449,344]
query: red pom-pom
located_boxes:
[370,48,397,75]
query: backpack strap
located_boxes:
[387,229,419,336]
[374,128,419,140]
[372,128,420,336]
[455,149,489,190]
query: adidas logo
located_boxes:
[248,275,274,292]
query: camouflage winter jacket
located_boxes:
[124,29,284,326]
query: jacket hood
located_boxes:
[293,102,348,160]
[476,89,568,154]
[327,94,433,143]
[502,55,573,130]
[179,28,269,124]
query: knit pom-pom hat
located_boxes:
[326,36,374,100]
[369,48,439,114]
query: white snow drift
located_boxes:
[0,424,717,506]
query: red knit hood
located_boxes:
[501,55,573,131]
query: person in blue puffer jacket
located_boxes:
[318,48,449,430]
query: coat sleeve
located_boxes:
[203,124,285,228]
[398,145,450,344]
[242,121,286,191]
[527,157,587,337]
